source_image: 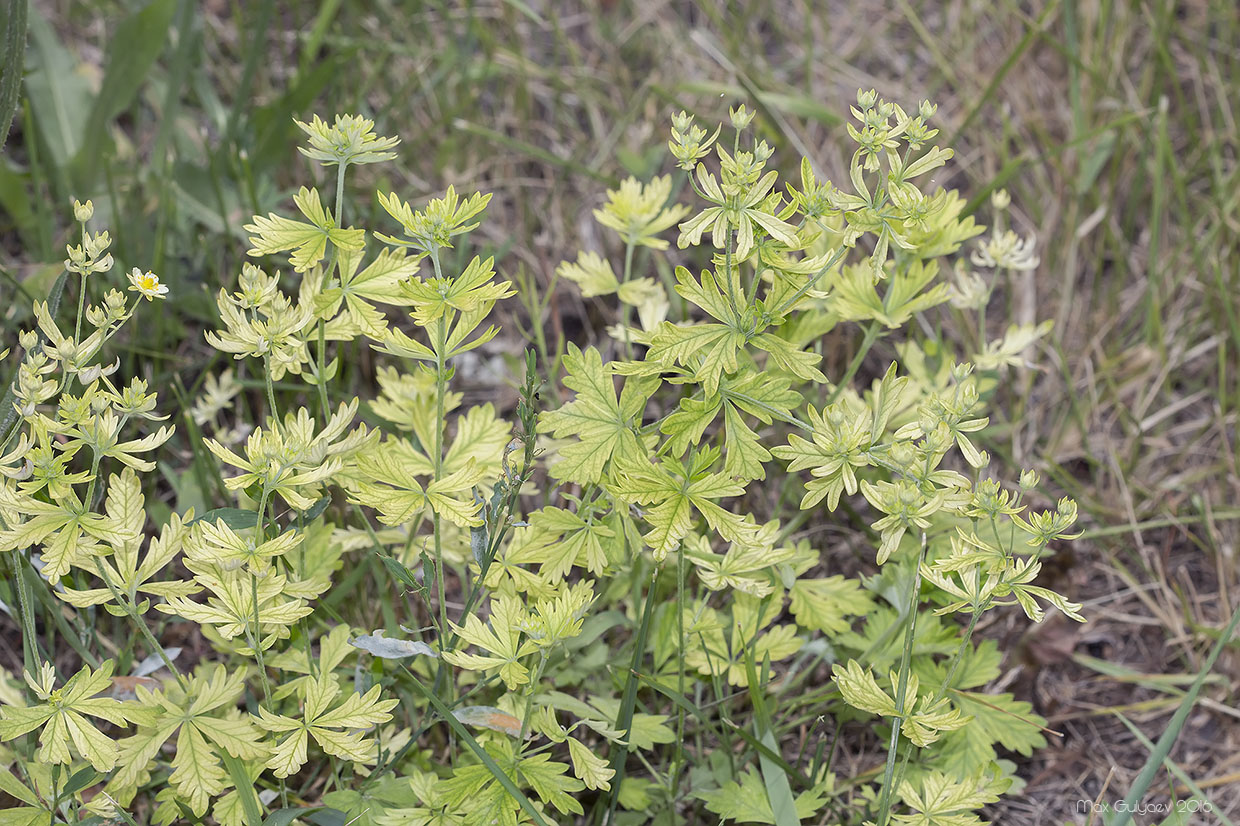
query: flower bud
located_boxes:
[73,199,94,222]
[729,104,755,131]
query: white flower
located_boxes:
[127,268,169,301]
[971,230,1040,271]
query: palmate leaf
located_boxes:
[113,666,267,816]
[517,751,585,816]
[438,739,584,821]
[788,576,874,635]
[400,255,514,326]
[0,766,51,826]
[244,187,365,272]
[567,738,614,791]
[0,482,123,580]
[254,673,397,779]
[60,501,198,612]
[314,246,421,335]
[539,344,658,484]
[442,593,537,690]
[507,506,617,580]
[351,445,486,527]
[0,661,141,772]
[611,448,762,561]
[928,691,1047,779]
[833,659,898,717]
[661,371,804,483]
[645,322,743,398]
[894,771,1004,826]
[683,597,803,687]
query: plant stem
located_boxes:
[671,540,687,795]
[931,606,983,705]
[875,532,927,826]
[246,573,273,705]
[429,247,450,648]
[73,273,86,345]
[315,163,348,419]
[619,238,635,358]
[264,356,279,421]
[6,546,39,674]
[247,486,274,706]
[92,557,189,692]
[828,321,882,406]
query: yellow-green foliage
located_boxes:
[0,97,1077,825]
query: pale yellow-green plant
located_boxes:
[0,100,1079,826]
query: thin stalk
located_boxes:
[247,486,274,706]
[827,321,882,406]
[429,247,450,647]
[315,162,348,419]
[671,541,687,794]
[518,652,550,741]
[5,546,39,674]
[619,238,636,358]
[875,532,927,826]
[245,574,273,702]
[92,557,188,692]
[73,275,86,344]
[931,607,983,705]
[264,356,279,421]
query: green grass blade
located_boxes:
[0,0,27,150]
[1113,713,1236,826]
[1110,602,1240,826]
[743,651,799,826]
[597,568,659,826]
[77,0,176,186]
[221,752,265,823]
[949,0,1061,147]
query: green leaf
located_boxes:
[539,344,656,484]
[114,665,268,816]
[789,576,873,635]
[79,0,176,178]
[833,659,898,717]
[694,768,830,825]
[0,769,41,808]
[404,670,551,826]
[0,0,27,150]
[244,187,364,272]
[24,12,91,166]
[189,508,260,531]
[0,660,141,772]
[261,807,326,826]
[931,691,1046,778]
[518,751,584,815]
[895,771,1003,826]
[567,738,614,791]
[611,452,758,561]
